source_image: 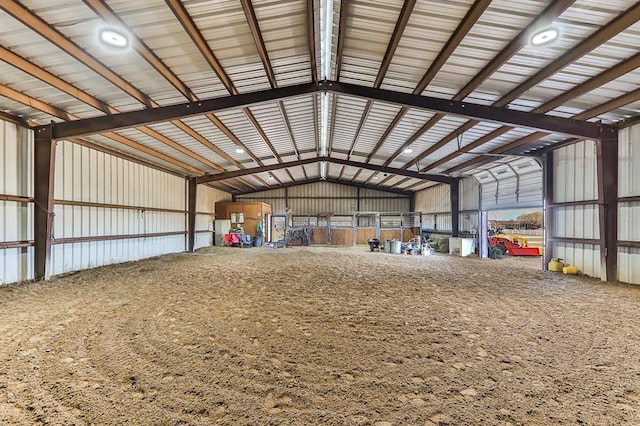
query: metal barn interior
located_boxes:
[1,0,640,285]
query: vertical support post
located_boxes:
[543,151,554,270]
[34,125,56,280]
[187,177,197,252]
[450,178,460,237]
[597,131,618,282]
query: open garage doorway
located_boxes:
[472,157,544,262]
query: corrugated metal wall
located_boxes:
[414,178,479,233]
[195,185,232,249]
[50,141,188,274]
[618,124,640,284]
[551,140,600,278]
[0,119,33,284]
[236,181,410,214]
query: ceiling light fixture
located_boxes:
[403,147,413,154]
[235,147,245,154]
[99,28,129,49]
[373,175,379,180]
[530,27,559,46]
[268,174,274,180]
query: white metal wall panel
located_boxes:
[619,125,640,199]
[235,182,410,215]
[553,140,598,203]
[555,242,601,279]
[550,140,602,280]
[0,120,33,284]
[619,248,640,285]
[50,140,188,275]
[618,124,640,284]
[619,202,640,243]
[414,184,450,213]
[460,177,480,211]
[360,198,410,213]
[553,205,599,240]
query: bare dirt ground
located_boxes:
[1,246,640,425]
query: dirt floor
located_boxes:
[1,246,640,425]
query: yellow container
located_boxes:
[562,265,578,275]
[548,258,564,272]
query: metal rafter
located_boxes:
[0,84,203,175]
[350,168,363,183]
[87,0,259,171]
[278,102,300,160]
[239,0,287,164]
[423,52,640,172]
[407,0,639,172]
[241,0,277,88]
[83,0,197,102]
[232,176,413,196]
[334,0,349,79]
[401,0,577,169]
[327,82,613,140]
[369,0,493,164]
[1,0,152,106]
[2,0,236,174]
[197,157,451,185]
[351,0,416,162]
[445,78,640,175]
[306,0,318,83]
[1,50,225,173]
[165,0,265,164]
[47,82,317,140]
[49,81,614,142]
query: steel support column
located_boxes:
[543,151,554,270]
[187,177,197,252]
[34,125,56,280]
[597,133,618,281]
[450,178,460,237]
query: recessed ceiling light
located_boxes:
[403,147,413,154]
[373,175,379,180]
[235,147,245,153]
[99,28,129,49]
[531,27,559,46]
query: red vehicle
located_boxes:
[489,234,541,256]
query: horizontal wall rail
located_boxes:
[0,240,34,249]
[54,199,186,214]
[0,194,33,203]
[52,231,187,245]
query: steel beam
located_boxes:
[46,82,319,139]
[597,132,618,282]
[197,157,451,186]
[231,176,413,197]
[450,178,460,237]
[327,157,452,184]
[187,177,197,252]
[33,125,56,280]
[197,158,318,184]
[324,81,612,140]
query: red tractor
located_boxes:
[489,234,541,256]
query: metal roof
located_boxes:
[1,0,639,194]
